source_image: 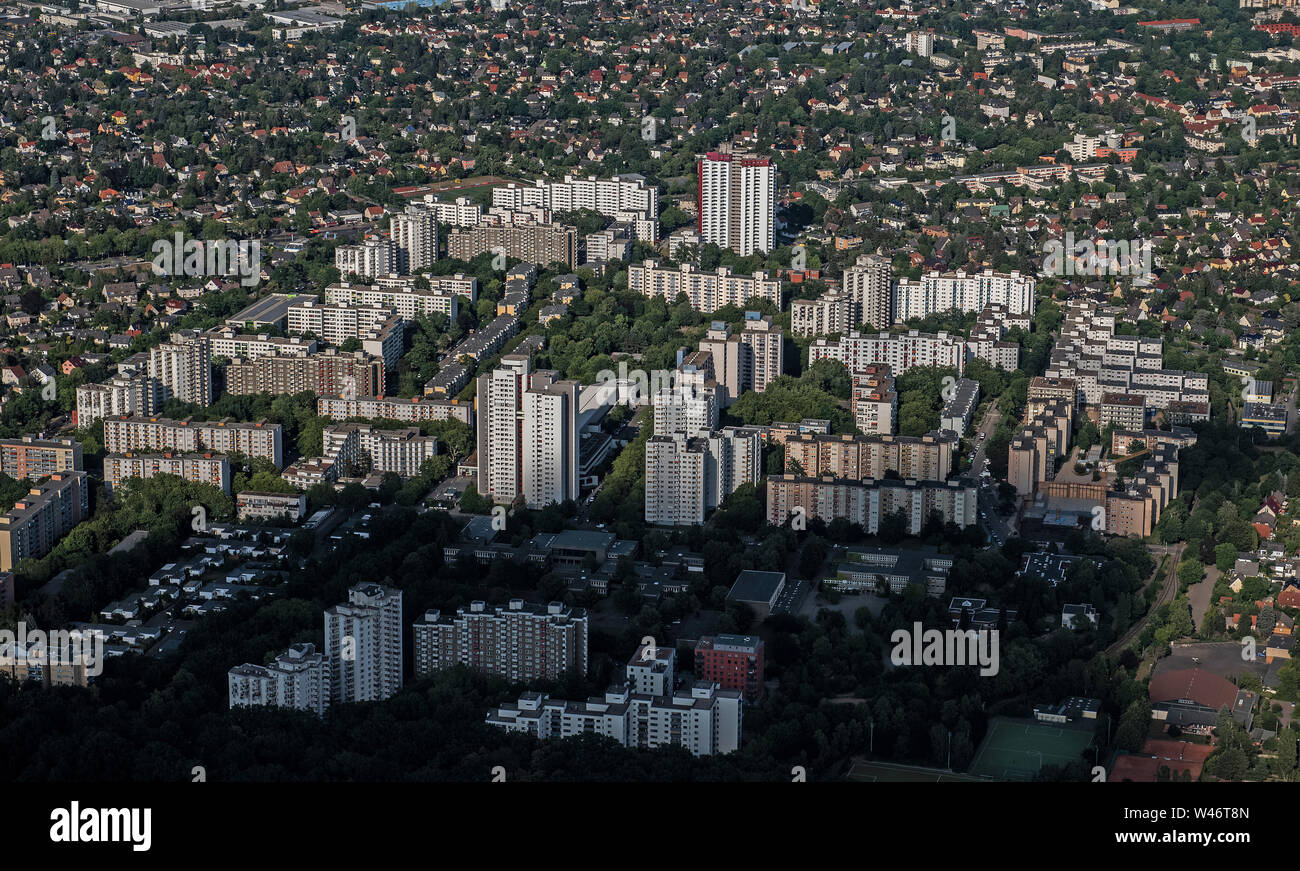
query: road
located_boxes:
[1105,542,1184,658]
[964,397,1015,546]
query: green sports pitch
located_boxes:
[968,717,1095,781]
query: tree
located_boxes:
[1215,543,1239,573]
[1115,698,1152,752]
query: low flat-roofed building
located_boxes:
[727,569,786,618]
[237,491,308,523]
[1242,401,1287,435]
[830,545,953,596]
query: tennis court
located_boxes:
[968,717,1095,781]
[846,760,991,783]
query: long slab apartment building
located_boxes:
[413,599,588,683]
[316,394,472,426]
[225,348,383,398]
[766,475,978,534]
[0,472,89,571]
[103,416,284,468]
[103,452,232,495]
[447,216,578,268]
[323,273,477,319]
[0,436,82,479]
[791,257,1035,337]
[782,430,959,482]
[493,174,659,241]
[487,644,741,757]
[628,260,783,312]
[809,329,966,376]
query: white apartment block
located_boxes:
[475,356,579,509]
[413,600,588,682]
[699,150,775,256]
[335,237,394,279]
[851,366,897,435]
[906,30,934,57]
[285,302,406,368]
[698,314,785,403]
[492,174,659,239]
[645,433,706,525]
[322,422,438,477]
[652,384,720,435]
[842,255,893,330]
[892,269,1035,323]
[967,304,1026,372]
[205,328,316,360]
[1044,301,1209,412]
[487,647,742,756]
[523,373,579,509]
[324,280,459,320]
[645,426,762,526]
[324,584,403,704]
[809,330,966,376]
[149,330,212,406]
[228,643,329,716]
[766,476,978,533]
[316,394,473,426]
[628,260,782,312]
[390,205,438,273]
[791,289,855,338]
[236,491,308,522]
[103,416,284,468]
[75,373,158,427]
[103,452,231,494]
[288,300,393,343]
[421,195,483,227]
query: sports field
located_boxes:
[968,717,1095,781]
[845,760,992,783]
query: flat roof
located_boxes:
[226,293,317,326]
[728,569,785,604]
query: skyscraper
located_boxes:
[148,330,212,406]
[644,426,762,526]
[698,150,775,256]
[842,254,893,330]
[324,584,403,703]
[476,356,579,508]
[522,370,578,509]
[390,205,438,273]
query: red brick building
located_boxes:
[695,634,765,700]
